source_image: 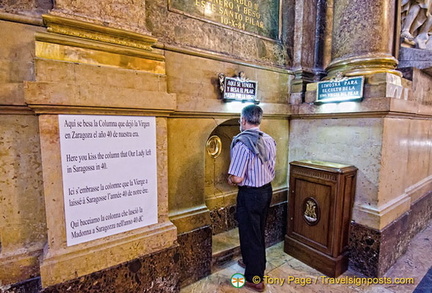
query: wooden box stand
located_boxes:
[284,160,357,277]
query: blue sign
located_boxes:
[223,77,258,103]
[316,76,364,103]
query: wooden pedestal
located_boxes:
[284,160,357,277]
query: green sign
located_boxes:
[316,77,365,103]
[169,0,280,40]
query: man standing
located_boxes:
[228,105,276,292]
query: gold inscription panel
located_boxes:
[169,0,280,40]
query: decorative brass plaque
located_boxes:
[303,197,319,226]
[169,0,280,40]
[206,135,222,158]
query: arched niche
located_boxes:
[204,118,239,235]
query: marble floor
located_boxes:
[182,221,432,293]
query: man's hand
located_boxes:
[228,174,243,185]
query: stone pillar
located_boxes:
[289,0,320,104]
[327,0,401,78]
[0,18,47,288]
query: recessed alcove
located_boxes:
[204,118,242,269]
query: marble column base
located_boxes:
[349,191,432,277]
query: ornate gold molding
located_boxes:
[35,32,165,62]
[43,14,157,51]
[39,14,164,62]
[326,55,401,78]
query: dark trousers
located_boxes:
[236,183,272,282]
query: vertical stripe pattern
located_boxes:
[228,132,276,187]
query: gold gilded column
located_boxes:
[327,0,401,77]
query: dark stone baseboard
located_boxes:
[210,200,287,272]
[43,245,180,293]
[177,226,212,288]
[349,222,381,277]
[265,201,287,247]
[349,191,432,277]
[209,199,287,246]
[409,192,432,237]
[4,193,287,292]
[210,205,237,235]
[5,226,212,292]
[1,277,41,293]
[2,245,180,293]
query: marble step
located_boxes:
[211,228,241,271]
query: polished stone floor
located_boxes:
[182,221,432,293]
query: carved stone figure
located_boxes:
[218,73,225,93]
[238,71,247,81]
[401,0,432,50]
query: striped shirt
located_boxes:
[228,129,276,187]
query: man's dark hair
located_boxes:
[242,105,263,125]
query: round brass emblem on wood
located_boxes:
[303,197,320,226]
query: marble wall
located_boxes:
[1,9,183,290]
[289,117,383,223]
[0,20,43,105]
[203,118,289,235]
[289,70,432,277]
[166,55,291,285]
[42,0,292,68]
[2,5,292,290]
[0,115,46,286]
[0,0,52,16]
[147,0,290,67]
[289,115,432,231]
[165,47,291,245]
[0,19,47,287]
[52,0,148,34]
[1,0,432,290]
[349,190,432,277]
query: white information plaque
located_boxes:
[58,115,158,246]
